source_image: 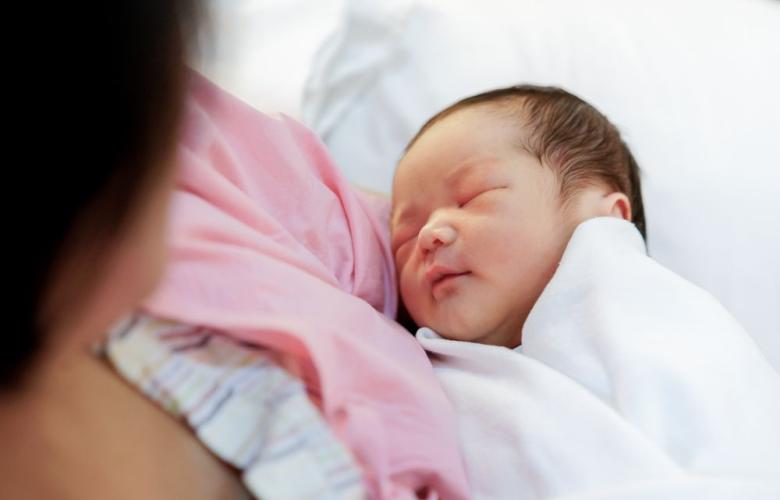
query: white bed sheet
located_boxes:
[193,0,344,118]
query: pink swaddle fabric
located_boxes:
[142,72,469,500]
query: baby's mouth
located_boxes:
[432,271,470,286]
[429,271,471,300]
[425,263,471,298]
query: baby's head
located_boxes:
[391,85,645,347]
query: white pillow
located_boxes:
[302,0,780,371]
[193,0,344,118]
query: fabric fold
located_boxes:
[142,71,469,500]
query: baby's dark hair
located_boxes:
[407,85,646,240]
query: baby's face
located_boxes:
[391,107,575,347]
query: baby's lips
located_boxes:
[425,263,470,287]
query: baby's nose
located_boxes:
[418,221,457,254]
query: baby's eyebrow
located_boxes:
[444,159,497,190]
[443,162,476,188]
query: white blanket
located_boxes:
[417,217,780,500]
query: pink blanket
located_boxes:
[143,72,469,499]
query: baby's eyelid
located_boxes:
[459,186,508,207]
[458,189,489,208]
[457,192,477,208]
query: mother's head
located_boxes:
[5,0,201,389]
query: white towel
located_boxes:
[418,217,780,500]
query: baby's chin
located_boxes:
[404,292,522,346]
[421,314,497,344]
[422,309,523,347]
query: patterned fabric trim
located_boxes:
[106,313,366,500]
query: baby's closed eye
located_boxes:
[457,186,509,208]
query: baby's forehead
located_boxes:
[413,108,529,158]
[391,105,535,202]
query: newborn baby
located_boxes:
[391,85,644,347]
[389,86,780,499]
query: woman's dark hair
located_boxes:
[5,1,202,389]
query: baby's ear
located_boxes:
[603,192,632,222]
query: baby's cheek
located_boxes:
[398,271,416,306]
[399,272,425,322]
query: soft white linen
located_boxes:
[417,217,780,500]
[194,0,344,118]
[302,0,780,372]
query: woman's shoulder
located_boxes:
[0,347,250,500]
